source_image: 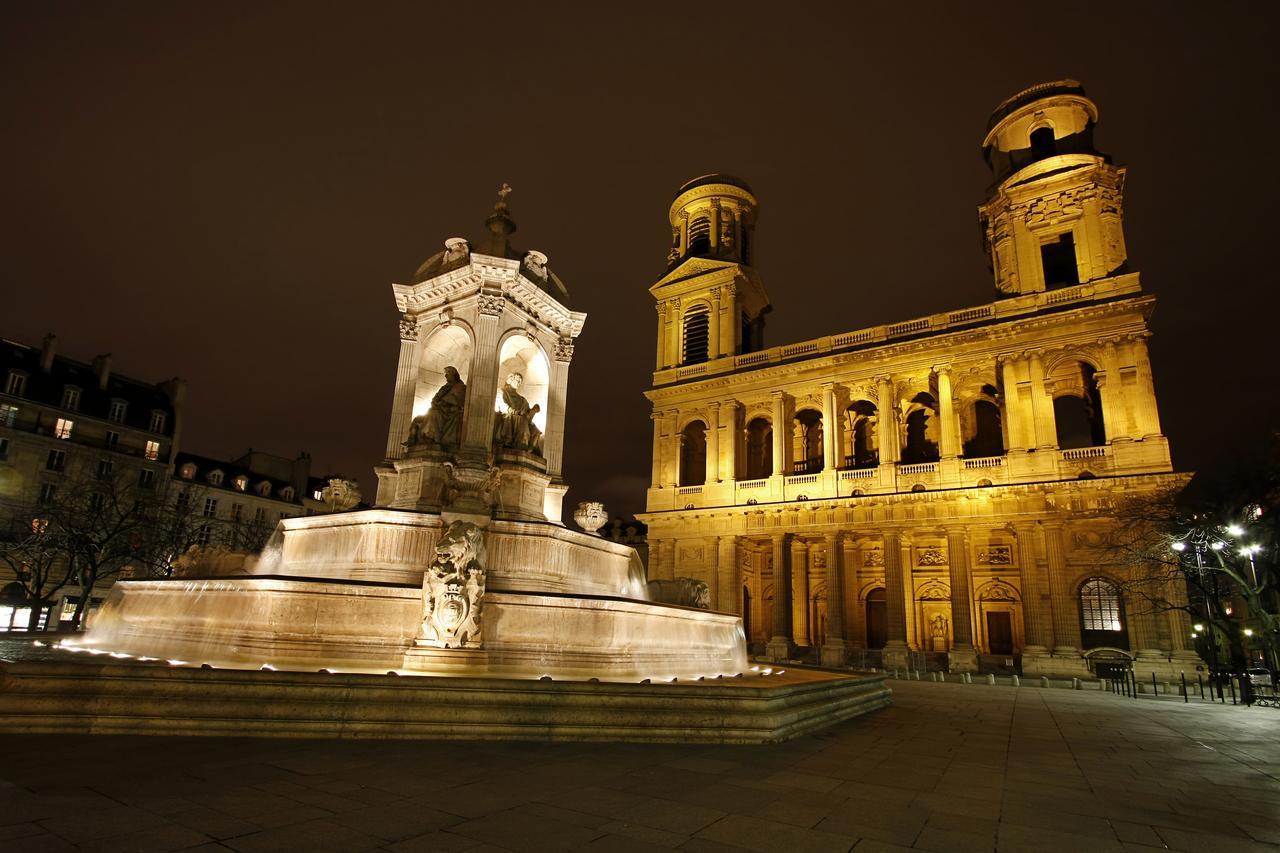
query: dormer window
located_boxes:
[54,418,74,440]
[5,372,27,397]
[256,481,272,497]
[180,463,196,480]
[149,411,167,434]
[109,400,128,423]
[280,486,295,502]
[61,387,81,411]
[207,470,224,487]
[234,475,248,492]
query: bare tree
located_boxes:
[0,511,73,630]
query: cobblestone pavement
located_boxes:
[1,678,1277,852]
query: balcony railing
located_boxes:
[839,468,876,481]
[1061,446,1107,461]
[963,455,1005,469]
[898,462,938,475]
[792,459,823,475]
[676,485,703,495]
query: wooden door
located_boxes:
[986,611,1014,655]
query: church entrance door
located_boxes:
[866,589,887,649]
[986,611,1014,655]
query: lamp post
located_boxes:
[1171,533,1224,698]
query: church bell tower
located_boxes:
[979,80,1129,296]
[650,175,771,372]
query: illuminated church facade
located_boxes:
[638,81,1200,679]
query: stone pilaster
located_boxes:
[821,383,837,471]
[385,315,421,460]
[706,401,720,484]
[766,533,792,660]
[791,537,809,647]
[721,400,739,482]
[461,293,504,460]
[717,535,738,613]
[770,391,786,477]
[946,528,979,673]
[649,411,663,488]
[882,530,910,671]
[1015,523,1051,656]
[820,531,848,666]
[1044,521,1082,656]
[544,337,572,480]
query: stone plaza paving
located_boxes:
[0,679,1277,852]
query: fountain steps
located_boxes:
[0,661,891,744]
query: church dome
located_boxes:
[675,173,754,198]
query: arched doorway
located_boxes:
[744,417,773,479]
[865,588,887,649]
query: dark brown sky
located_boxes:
[4,4,1277,518]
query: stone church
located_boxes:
[637,81,1200,680]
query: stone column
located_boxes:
[1000,356,1027,452]
[1044,521,1081,656]
[654,302,668,370]
[706,402,720,484]
[1028,351,1057,451]
[791,537,809,646]
[666,297,682,370]
[936,366,960,459]
[706,535,720,611]
[649,411,663,488]
[461,294,504,459]
[721,400,739,481]
[665,411,680,488]
[1015,523,1051,656]
[709,200,721,254]
[945,528,979,672]
[544,337,573,480]
[1095,339,1125,443]
[820,531,848,666]
[766,533,792,660]
[385,315,421,460]
[771,391,786,476]
[1131,334,1163,437]
[876,375,898,463]
[821,383,837,471]
[717,536,738,613]
[722,282,738,358]
[882,530,909,670]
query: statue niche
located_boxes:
[407,365,467,452]
[493,372,543,455]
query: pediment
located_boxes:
[650,257,739,292]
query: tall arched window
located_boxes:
[964,398,1005,458]
[1054,363,1105,449]
[682,306,711,365]
[679,421,707,487]
[1030,126,1056,160]
[901,393,939,464]
[744,417,772,479]
[844,401,878,468]
[792,409,823,474]
[688,216,712,255]
[1079,577,1128,650]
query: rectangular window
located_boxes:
[54,418,74,439]
[196,525,212,545]
[61,388,80,410]
[5,373,26,396]
[138,468,155,489]
[149,412,166,434]
[45,449,65,472]
[105,431,120,449]
[144,440,159,461]
[176,490,190,509]
[96,459,113,479]
[203,497,218,518]
[39,482,57,503]
[1039,231,1080,288]
[230,503,243,522]
[312,488,324,501]
[109,401,127,423]
[254,507,266,523]
[0,403,16,426]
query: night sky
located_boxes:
[4,5,1277,519]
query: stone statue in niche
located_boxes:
[929,614,949,651]
[417,521,487,649]
[493,372,543,455]
[407,366,467,451]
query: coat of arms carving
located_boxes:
[417,521,487,649]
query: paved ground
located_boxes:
[1,678,1277,852]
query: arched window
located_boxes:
[964,398,1005,458]
[256,482,272,497]
[901,393,939,464]
[682,306,711,365]
[179,463,196,480]
[865,588,887,649]
[1054,363,1105,449]
[688,216,711,255]
[792,409,823,474]
[679,421,707,487]
[207,470,224,487]
[844,400,879,468]
[1030,126,1056,160]
[280,486,295,501]
[744,417,772,479]
[1079,577,1128,650]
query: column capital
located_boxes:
[770,389,787,399]
[477,293,505,316]
[823,530,841,546]
[398,314,421,341]
[821,381,836,391]
[771,531,788,545]
[932,363,953,377]
[553,337,575,363]
[707,400,722,411]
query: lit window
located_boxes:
[39,482,57,503]
[257,482,272,497]
[45,450,65,472]
[59,599,78,621]
[208,470,224,487]
[203,498,218,518]
[105,431,119,449]
[138,469,155,489]
[149,411,166,434]
[233,475,248,491]
[96,459,113,479]
[144,440,159,461]
[180,463,195,480]
[1080,578,1123,632]
[5,372,26,396]
[109,400,127,423]
[54,418,74,439]
[32,517,48,535]
[0,403,17,426]
[61,387,80,410]
[312,489,323,501]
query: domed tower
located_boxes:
[978,81,1128,296]
[651,174,771,371]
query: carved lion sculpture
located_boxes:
[646,576,711,609]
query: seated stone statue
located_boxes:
[407,366,466,451]
[493,372,543,455]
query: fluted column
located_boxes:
[461,294,504,458]
[706,402,720,484]
[655,302,668,370]
[665,297,682,369]
[1095,339,1126,443]
[791,537,809,646]
[766,533,792,660]
[1131,334,1163,437]
[1000,356,1027,452]
[876,375,898,463]
[771,391,786,476]
[1044,521,1081,654]
[718,535,738,612]
[1015,523,1050,654]
[821,383,837,471]
[820,531,848,666]
[1028,351,1057,451]
[936,366,959,458]
[722,282,738,357]
[946,527,979,672]
[881,530,909,669]
[544,337,572,480]
[721,400,739,481]
[649,411,663,488]
[386,315,422,460]
[664,411,679,488]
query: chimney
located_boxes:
[39,334,57,371]
[92,353,112,390]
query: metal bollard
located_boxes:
[1180,672,1188,703]
[1040,675,1049,689]
[1012,674,1020,687]
[987,674,996,686]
